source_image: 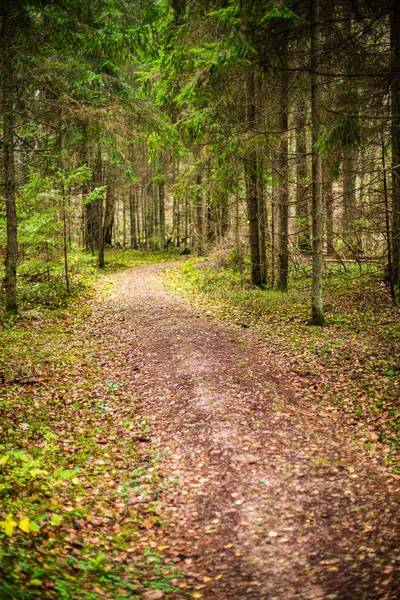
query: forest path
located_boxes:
[101,262,400,600]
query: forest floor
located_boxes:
[1,258,400,599]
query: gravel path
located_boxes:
[103,263,400,600]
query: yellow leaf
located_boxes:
[157,545,168,551]
[1,514,17,537]
[29,468,48,478]
[223,543,233,549]
[192,593,203,599]
[203,577,212,583]
[0,455,10,465]
[142,516,155,530]
[29,579,42,586]
[268,531,278,537]
[19,518,30,533]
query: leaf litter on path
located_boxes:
[1,261,400,599]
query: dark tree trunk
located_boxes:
[104,177,116,246]
[278,60,289,292]
[324,164,334,255]
[311,0,324,325]
[2,15,18,312]
[94,148,104,268]
[391,0,400,286]
[195,173,205,255]
[130,190,138,249]
[342,16,358,248]
[295,95,311,253]
[221,195,229,238]
[257,77,267,286]
[245,68,261,286]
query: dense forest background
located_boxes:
[1,0,400,322]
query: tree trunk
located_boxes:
[391,0,400,286]
[257,77,267,285]
[130,190,137,249]
[94,148,104,268]
[2,15,18,312]
[343,151,357,241]
[278,59,289,292]
[195,173,205,255]
[324,164,334,255]
[295,94,311,253]
[245,68,261,286]
[311,0,324,325]
[104,175,116,246]
[159,177,165,250]
[342,16,358,250]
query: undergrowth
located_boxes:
[0,248,184,599]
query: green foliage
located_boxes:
[84,186,107,206]
[260,3,301,24]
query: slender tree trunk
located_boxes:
[130,190,137,249]
[221,195,229,238]
[56,113,70,294]
[343,152,357,238]
[382,133,396,303]
[104,172,116,246]
[184,197,189,246]
[235,196,241,258]
[195,173,205,255]
[311,0,324,325]
[271,170,277,289]
[159,177,165,250]
[295,94,311,253]
[245,68,261,286]
[122,196,126,249]
[207,198,216,244]
[95,148,104,268]
[278,60,289,291]
[342,16,358,248]
[391,0,400,285]
[136,187,141,246]
[257,77,267,285]
[324,164,334,254]
[2,15,18,312]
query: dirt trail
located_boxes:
[103,263,400,599]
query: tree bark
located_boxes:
[257,77,267,285]
[2,15,18,312]
[94,148,104,268]
[104,174,116,246]
[278,58,289,292]
[295,94,311,253]
[391,0,400,286]
[311,0,324,325]
[195,173,205,255]
[245,68,262,286]
[324,164,334,255]
[130,189,137,249]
